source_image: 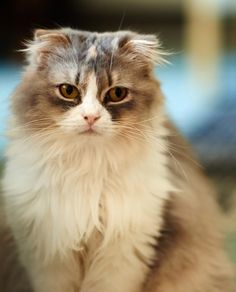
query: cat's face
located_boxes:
[13,28,165,144]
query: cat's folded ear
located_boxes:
[118,33,169,67]
[22,28,71,67]
[33,29,71,43]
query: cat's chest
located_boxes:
[4,143,170,258]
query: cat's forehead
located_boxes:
[71,31,128,66]
[74,31,128,52]
[49,31,131,85]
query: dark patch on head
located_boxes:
[98,36,114,54]
[77,34,87,44]
[107,72,112,87]
[118,35,131,49]
[86,57,97,72]
[88,35,97,45]
[75,35,95,64]
[75,72,80,85]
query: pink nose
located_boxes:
[83,114,101,125]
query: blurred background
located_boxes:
[0,0,235,261]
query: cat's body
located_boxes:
[1,28,234,292]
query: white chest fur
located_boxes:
[3,130,171,261]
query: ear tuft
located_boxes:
[122,34,170,66]
[33,28,71,45]
[34,29,49,40]
[22,28,71,67]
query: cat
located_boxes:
[1,28,234,292]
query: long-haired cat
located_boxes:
[1,28,234,292]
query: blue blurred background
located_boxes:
[0,0,236,255]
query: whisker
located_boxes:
[109,10,127,73]
[110,122,191,182]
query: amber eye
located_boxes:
[58,84,80,100]
[105,87,128,103]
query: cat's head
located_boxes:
[12,28,166,146]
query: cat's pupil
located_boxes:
[66,85,73,95]
[115,87,122,97]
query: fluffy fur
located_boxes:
[0,28,234,292]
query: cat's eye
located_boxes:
[58,84,80,101]
[105,87,128,103]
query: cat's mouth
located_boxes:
[80,126,102,136]
[82,129,98,135]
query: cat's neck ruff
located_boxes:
[4,114,172,261]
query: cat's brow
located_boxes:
[75,72,80,85]
[107,72,112,87]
